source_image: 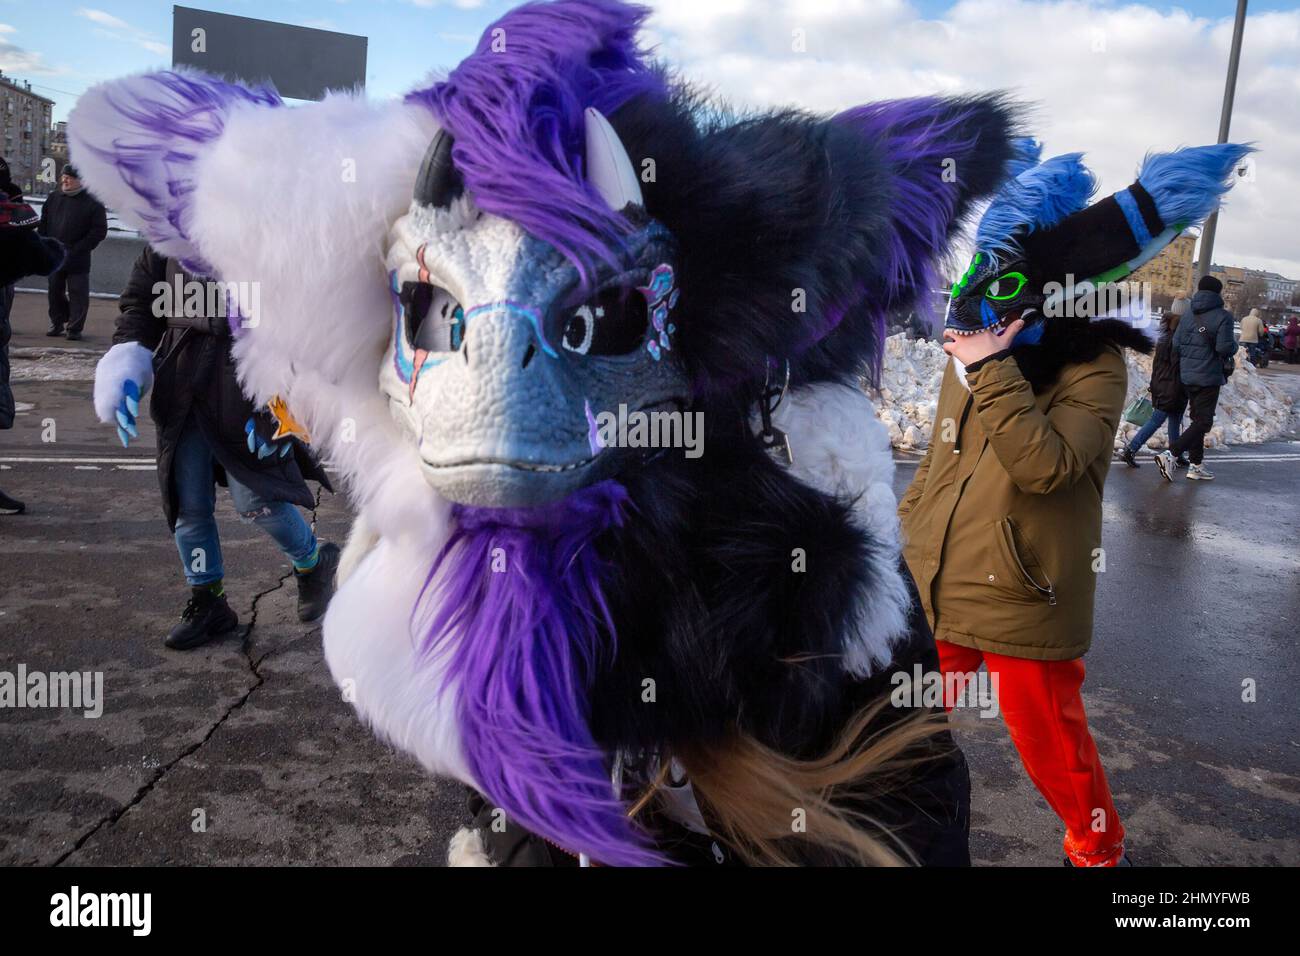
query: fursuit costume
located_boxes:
[70,0,1037,865]
[900,141,1249,865]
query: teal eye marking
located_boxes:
[984,271,1027,301]
[449,305,465,350]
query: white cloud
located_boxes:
[0,22,58,75]
[76,8,131,31]
[644,0,1300,281]
[76,7,168,62]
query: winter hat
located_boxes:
[1198,274,1223,294]
[62,163,80,179]
[1170,297,1191,316]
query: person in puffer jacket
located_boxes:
[1155,275,1238,482]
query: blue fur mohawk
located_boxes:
[1136,143,1255,229]
[974,144,1097,263]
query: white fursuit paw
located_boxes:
[447,828,495,867]
[93,342,154,425]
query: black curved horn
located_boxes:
[414,129,463,208]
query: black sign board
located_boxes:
[172,5,367,101]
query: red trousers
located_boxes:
[936,639,1126,866]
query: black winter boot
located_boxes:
[295,542,340,623]
[166,586,239,650]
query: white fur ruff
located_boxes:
[92,342,154,424]
[323,534,472,786]
[770,382,911,676]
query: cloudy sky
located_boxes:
[2,0,1297,278]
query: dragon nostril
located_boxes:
[521,343,535,369]
[463,343,469,364]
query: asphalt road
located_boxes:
[2,291,1298,866]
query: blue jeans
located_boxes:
[173,419,317,586]
[1126,408,1183,457]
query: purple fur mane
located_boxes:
[406,0,667,282]
[832,98,988,350]
[835,99,978,302]
[416,481,664,866]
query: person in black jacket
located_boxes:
[1155,274,1238,482]
[1,156,67,515]
[38,163,107,341]
[92,247,340,649]
[1117,300,1190,468]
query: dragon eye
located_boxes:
[985,272,1028,301]
[401,281,464,352]
[563,306,596,354]
[561,286,648,357]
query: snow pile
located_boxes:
[869,334,948,450]
[9,347,101,383]
[869,333,1296,451]
[1115,349,1296,450]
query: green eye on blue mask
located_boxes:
[984,272,1028,301]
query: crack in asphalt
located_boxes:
[51,490,324,866]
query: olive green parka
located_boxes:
[898,345,1127,660]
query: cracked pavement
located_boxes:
[1,292,1297,866]
[0,453,465,866]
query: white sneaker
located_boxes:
[1154,450,1175,482]
[1186,464,1215,481]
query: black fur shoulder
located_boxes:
[1012,318,1153,391]
[588,422,893,758]
[612,88,1024,398]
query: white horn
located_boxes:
[584,107,643,211]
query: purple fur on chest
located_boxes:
[416,480,663,866]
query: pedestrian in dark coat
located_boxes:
[1,157,67,515]
[1157,275,1238,481]
[37,163,107,340]
[1285,317,1300,364]
[92,246,340,649]
[1117,301,1188,468]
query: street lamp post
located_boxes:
[1196,0,1249,283]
